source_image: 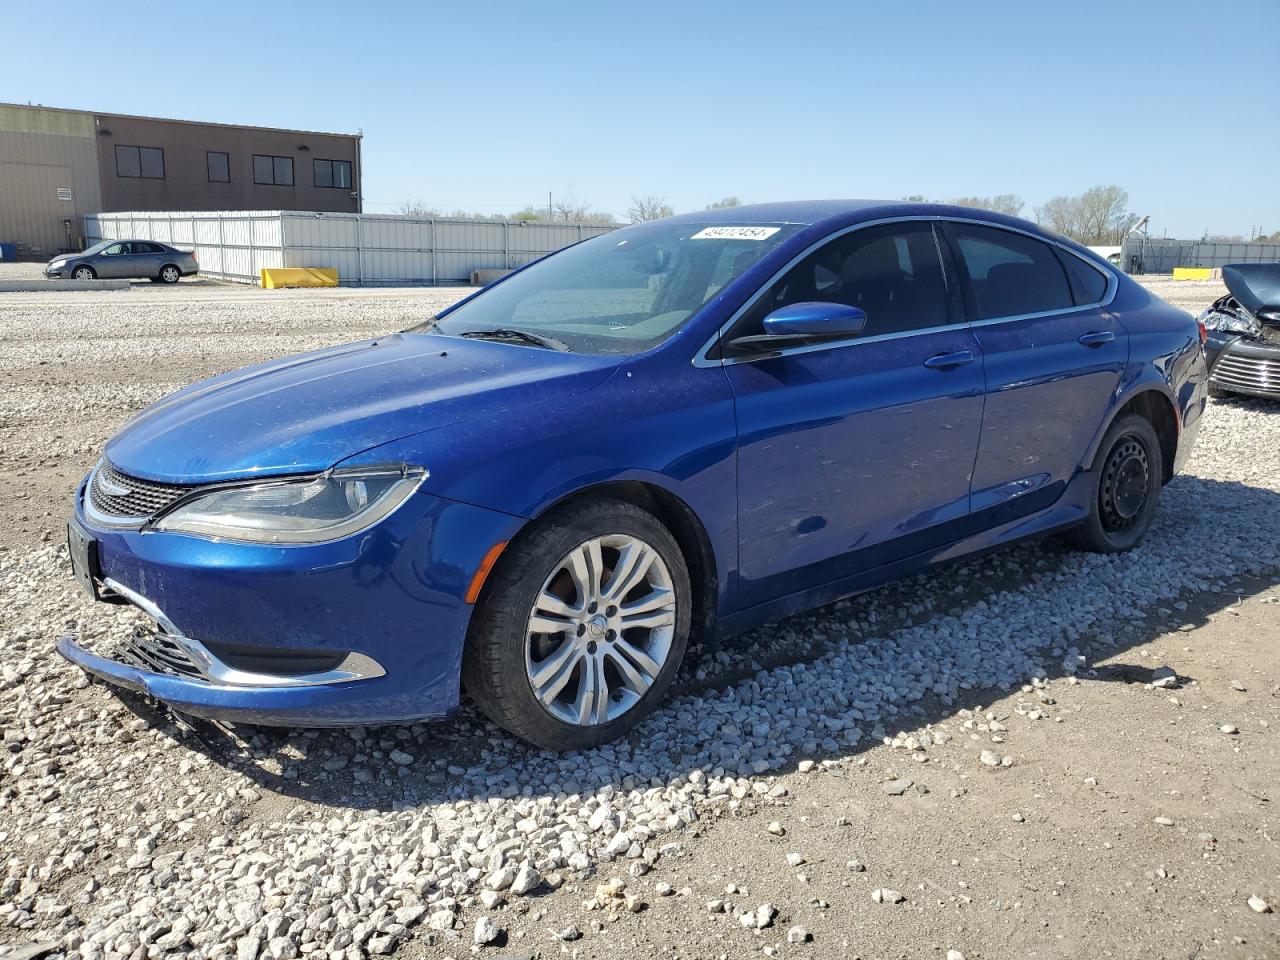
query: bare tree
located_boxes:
[706,196,742,209]
[1035,195,1082,238]
[950,195,1024,216]
[628,194,674,223]
[1077,185,1130,244]
[396,199,440,218]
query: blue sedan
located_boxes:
[60,201,1208,750]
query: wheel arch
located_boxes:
[495,479,719,642]
[1088,386,1179,485]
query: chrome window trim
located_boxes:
[692,215,1119,368]
[100,576,386,687]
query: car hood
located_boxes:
[104,334,621,483]
[1223,263,1280,315]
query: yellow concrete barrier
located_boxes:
[260,267,339,289]
[1172,267,1217,281]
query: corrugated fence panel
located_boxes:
[84,211,618,285]
[1121,236,1280,274]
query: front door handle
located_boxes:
[1078,330,1116,347]
[923,350,975,370]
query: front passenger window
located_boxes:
[726,222,954,355]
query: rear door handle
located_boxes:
[1078,331,1116,347]
[923,350,975,370]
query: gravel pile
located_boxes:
[1,279,1277,958]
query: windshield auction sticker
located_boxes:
[690,226,781,241]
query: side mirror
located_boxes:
[762,301,867,338]
[727,301,867,356]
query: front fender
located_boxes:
[337,353,741,613]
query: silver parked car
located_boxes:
[45,240,198,283]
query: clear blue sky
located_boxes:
[4,0,1277,237]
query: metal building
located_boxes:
[85,210,618,285]
[0,103,361,259]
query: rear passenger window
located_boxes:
[950,223,1073,319]
[1055,249,1109,305]
[726,222,956,353]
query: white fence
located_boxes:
[83,211,619,285]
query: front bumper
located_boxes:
[1206,333,1280,399]
[45,266,67,278]
[60,477,525,726]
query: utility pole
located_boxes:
[548,192,553,222]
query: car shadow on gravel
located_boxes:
[103,474,1280,816]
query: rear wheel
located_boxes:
[463,497,691,751]
[1064,413,1163,553]
[159,264,180,284]
[72,265,95,281]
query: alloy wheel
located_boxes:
[161,266,179,283]
[524,534,676,726]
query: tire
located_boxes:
[462,496,691,751]
[72,265,95,281]
[159,264,181,284]
[1064,413,1163,554]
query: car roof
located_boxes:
[665,199,1047,233]
[662,200,1092,261]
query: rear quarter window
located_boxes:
[1055,249,1110,305]
[951,223,1074,319]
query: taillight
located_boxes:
[1197,318,1208,344]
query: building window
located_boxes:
[207,151,230,183]
[115,145,165,179]
[253,154,294,186]
[313,158,352,190]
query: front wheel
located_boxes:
[463,497,691,751]
[72,266,95,281]
[1064,413,1163,553]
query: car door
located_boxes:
[720,221,984,604]
[93,241,130,278]
[129,242,162,278]
[942,221,1127,528]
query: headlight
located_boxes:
[49,259,67,268]
[154,465,425,544]
[1198,306,1260,338]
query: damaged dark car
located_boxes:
[1200,263,1280,400]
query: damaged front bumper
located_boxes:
[1200,264,1280,400]
[1205,334,1280,399]
[60,474,526,726]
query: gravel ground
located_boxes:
[1,271,1277,960]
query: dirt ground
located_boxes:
[0,268,1276,960]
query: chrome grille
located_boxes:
[1211,353,1280,398]
[89,462,192,520]
[117,626,203,680]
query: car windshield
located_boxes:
[416,221,802,354]
[79,240,113,256]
